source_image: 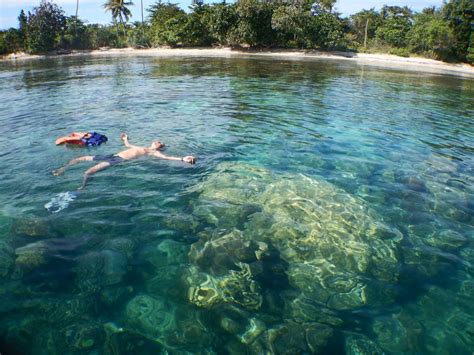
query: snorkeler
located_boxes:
[52,133,196,190]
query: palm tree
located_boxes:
[74,0,79,38]
[104,0,134,40]
[140,0,145,45]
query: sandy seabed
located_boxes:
[3,47,474,78]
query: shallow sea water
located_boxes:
[0,55,473,354]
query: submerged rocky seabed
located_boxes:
[1,161,473,354]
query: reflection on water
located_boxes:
[0,55,473,354]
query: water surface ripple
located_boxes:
[0,56,473,354]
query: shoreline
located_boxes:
[2,47,474,78]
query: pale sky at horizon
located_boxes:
[0,0,444,30]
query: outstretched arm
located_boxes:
[151,151,196,164]
[120,133,140,149]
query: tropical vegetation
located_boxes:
[0,0,472,64]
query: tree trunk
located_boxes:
[141,0,145,45]
[364,18,369,49]
[114,19,120,46]
[74,0,79,37]
[119,14,126,43]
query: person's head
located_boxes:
[150,140,165,150]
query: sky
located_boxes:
[0,0,444,30]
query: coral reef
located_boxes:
[74,250,128,294]
[191,163,403,311]
[125,294,175,341]
[185,264,262,311]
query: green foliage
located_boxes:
[60,17,89,49]
[230,0,276,47]
[272,5,307,47]
[104,0,134,25]
[86,24,120,48]
[375,6,413,48]
[407,10,454,61]
[104,0,134,43]
[203,3,237,45]
[128,22,151,47]
[149,1,188,46]
[467,33,474,64]
[184,5,213,47]
[0,29,24,54]
[349,9,383,46]
[18,10,28,48]
[305,13,346,50]
[389,47,410,57]
[443,0,474,62]
[27,0,67,53]
[1,0,471,64]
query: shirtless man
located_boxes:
[52,133,196,190]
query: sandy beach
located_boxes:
[3,47,474,78]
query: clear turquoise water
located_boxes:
[0,55,473,354]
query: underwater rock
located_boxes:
[0,241,14,277]
[62,321,105,351]
[304,322,334,353]
[103,237,136,259]
[426,154,458,174]
[185,265,262,311]
[163,306,213,350]
[34,319,105,354]
[189,229,269,276]
[193,202,261,229]
[254,321,325,354]
[145,265,186,299]
[104,327,164,354]
[402,245,457,278]
[2,316,41,353]
[192,163,403,311]
[238,317,266,345]
[220,315,246,334]
[125,294,175,341]
[14,241,49,273]
[399,175,429,193]
[160,212,200,234]
[14,237,94,276]
[345,333,384,355]
[75,250,128,293]
[372,312,424,353]
[140,239,189,270]
[33,296,97,325]
[187,271,224,308]
[412,285,474,353]
[287,295,343,326]
[11,216,51,238]
[100,285,134,307]
[425,229,467,250]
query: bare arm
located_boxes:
[150,151,196,164]
[120,133,140,149]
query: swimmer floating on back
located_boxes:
[52,133,196,190]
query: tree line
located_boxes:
[0,0,472,64]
